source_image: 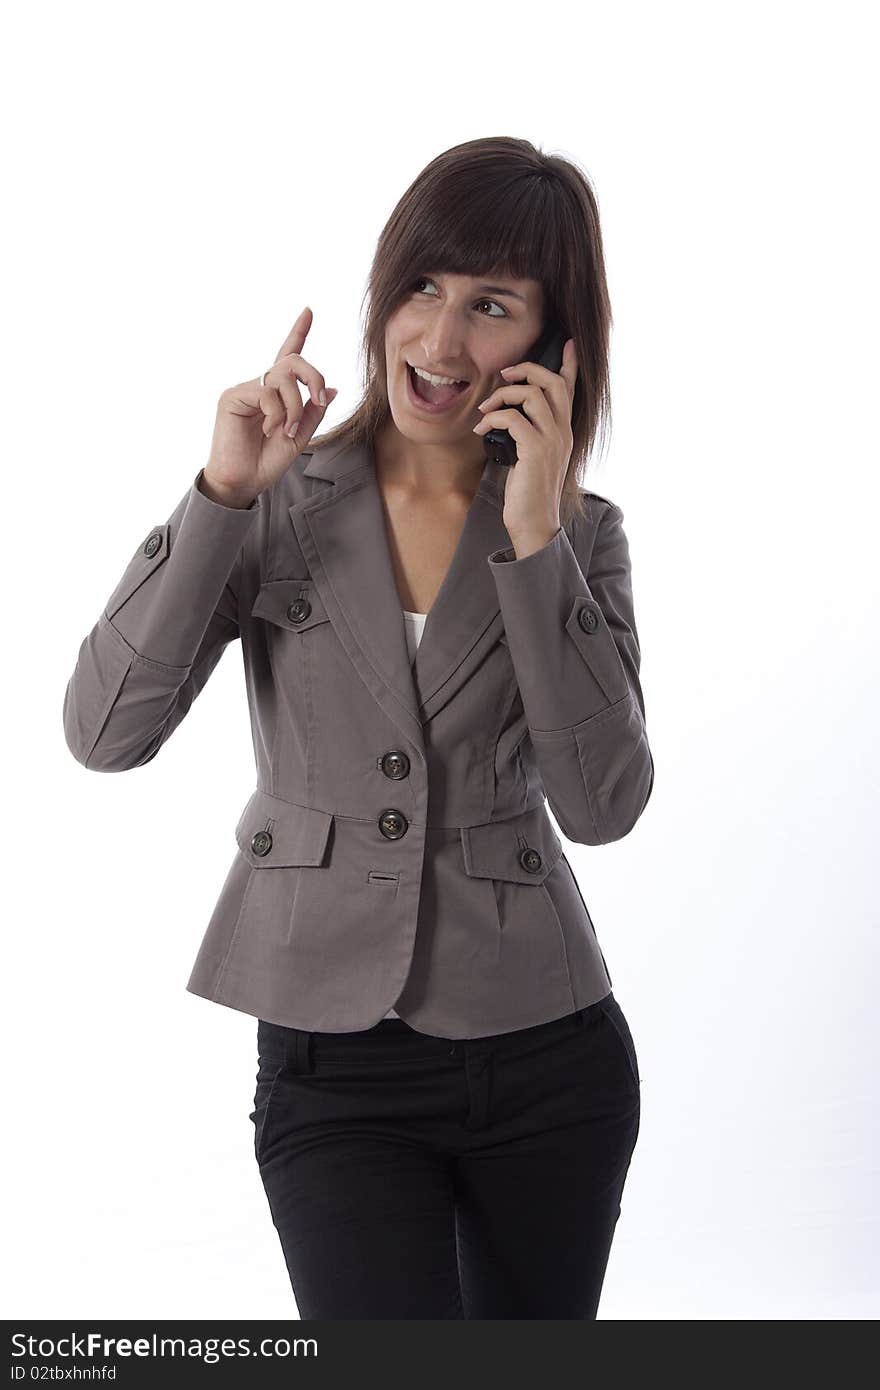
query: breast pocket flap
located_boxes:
[460,805,563,885]
[235,791,333,868]
[251,578,330,633]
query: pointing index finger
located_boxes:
[274,305,313,365]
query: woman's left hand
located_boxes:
[472,337,578,551]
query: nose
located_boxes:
[422,306,467,374]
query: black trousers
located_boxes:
[250,991,640,1319]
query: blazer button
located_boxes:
[578,605,599,633]
[287,597,312,624]
[143,532,162,557]
[519,847,543,874]
[251,829,273,857]
[379,809,408,840]
[380,750,410,780]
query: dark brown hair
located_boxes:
[311,135,613,530]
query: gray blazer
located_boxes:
[63,439,654,1039]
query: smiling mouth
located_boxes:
[406,363,471,411]
[406,360,470,385]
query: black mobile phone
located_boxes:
[482,322,568,467]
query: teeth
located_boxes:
[412,365,467,387]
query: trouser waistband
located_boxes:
[263,995,612,1076]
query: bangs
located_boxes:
[390,173,560,293]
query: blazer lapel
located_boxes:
[288,437,514,744]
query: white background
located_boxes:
[3,0,877,1320]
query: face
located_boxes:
[383,270,545,439]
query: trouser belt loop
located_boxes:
[289,1029,314,1075]
[576,997,607,1031]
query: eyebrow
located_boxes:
[424,272,530,304]
[475,283,527,303]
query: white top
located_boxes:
[384,610,428,1019]
[401,609,428,665]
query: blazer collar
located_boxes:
[288,437,516,747]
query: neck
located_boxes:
[373,418,486,500]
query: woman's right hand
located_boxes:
[202,306,339,507]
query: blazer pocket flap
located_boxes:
[104,524,171,619]
[460,805,563,885]
[251,578,330,632]
[235,790,333,868]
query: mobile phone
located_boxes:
[482,323,568,467]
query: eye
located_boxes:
[413,276,507,318]
[475,297,506,318]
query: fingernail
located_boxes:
[319,388,327,406]
[287,421,299,438]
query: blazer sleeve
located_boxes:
[487,498,654,845]
[63,467,262,772]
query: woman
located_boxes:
[63,136,653,1318]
